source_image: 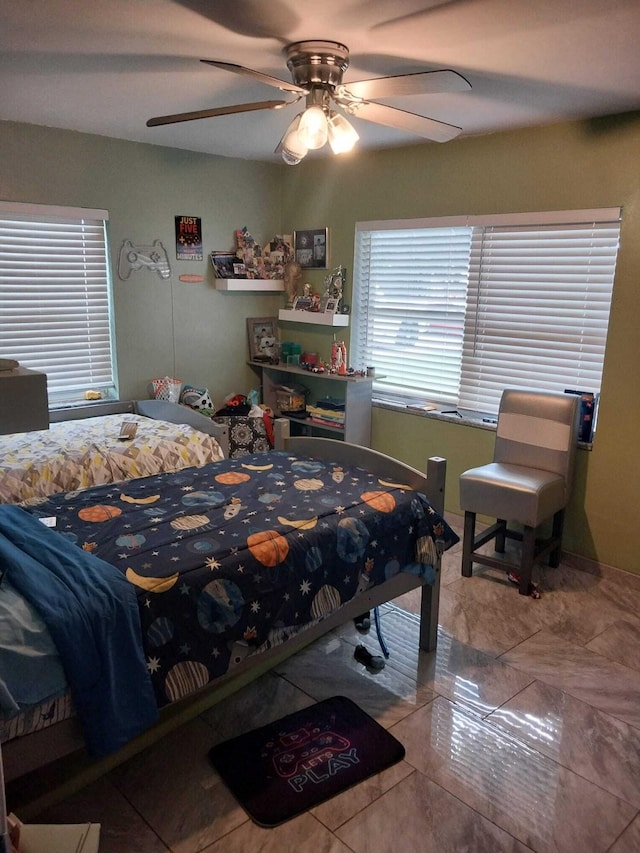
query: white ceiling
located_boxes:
[2,0,639,162]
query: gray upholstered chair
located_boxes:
[459,389,581,595]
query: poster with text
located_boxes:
[175,215,203,260]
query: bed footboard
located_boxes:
[274,417,447,651]
[273,418,446,514]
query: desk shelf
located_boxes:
[248,361,372,446]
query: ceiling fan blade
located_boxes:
[174,0,298,42]
[201,59,306,94]
[345,101,462,143]
[372,0,474,33]
[146,100,290,127]
[340,69,471,101]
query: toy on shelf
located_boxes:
[323,265,345,309]
[283,261,302,307]
[330,338,348,375]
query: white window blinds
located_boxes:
[353,210,620,414]
[0,202,116,405]
[352,225,471,404]
[459,219,621,412]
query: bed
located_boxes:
[0,420,458,786]
[0,399,228,504]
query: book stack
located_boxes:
[306,398,345,430]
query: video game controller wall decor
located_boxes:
[118,239,171,280]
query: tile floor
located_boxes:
[24,514,640,852]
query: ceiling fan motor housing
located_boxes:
[285,41,349,90]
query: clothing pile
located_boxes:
[306,397,345,430]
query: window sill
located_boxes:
[373,398,594,450]
[374,399,498,430]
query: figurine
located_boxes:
[283,260,302,308]
[323,265,345,311]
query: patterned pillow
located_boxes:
[212,415,273,458]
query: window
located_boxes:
[352,209,621,414]
[0,201,117,406]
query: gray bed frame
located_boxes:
[5,404,447,810]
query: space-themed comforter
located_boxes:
[1,449,458,753]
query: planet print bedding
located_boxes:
[0,448,458,756]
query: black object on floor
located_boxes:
[354,643,385,671]
[208,695,405,827]
[354,610,371,632]
[353,610,371,634]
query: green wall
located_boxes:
[279,113,640,575]
[0,121,286,403]
[1,114,639,575]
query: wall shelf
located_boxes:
[278,309,349,326]
[215,279,283,291]
[248,361,371,383]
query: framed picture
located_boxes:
[294,228,329,269]
[247,316,278,362]
[293,295,313,311]
[320,296,339,313]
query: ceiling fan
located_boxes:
[146,40,471,163]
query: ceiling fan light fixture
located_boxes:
[279,113,309,165]
[327,111,359,154]
[297,105,328,150]
[281,147,305,165]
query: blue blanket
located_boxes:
[0,505,157,757]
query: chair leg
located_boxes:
[519,525,536,595]
[549,509,565,568]
[495,519,507,553]
[462,511,476,577]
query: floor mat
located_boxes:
[208,695,405,827]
